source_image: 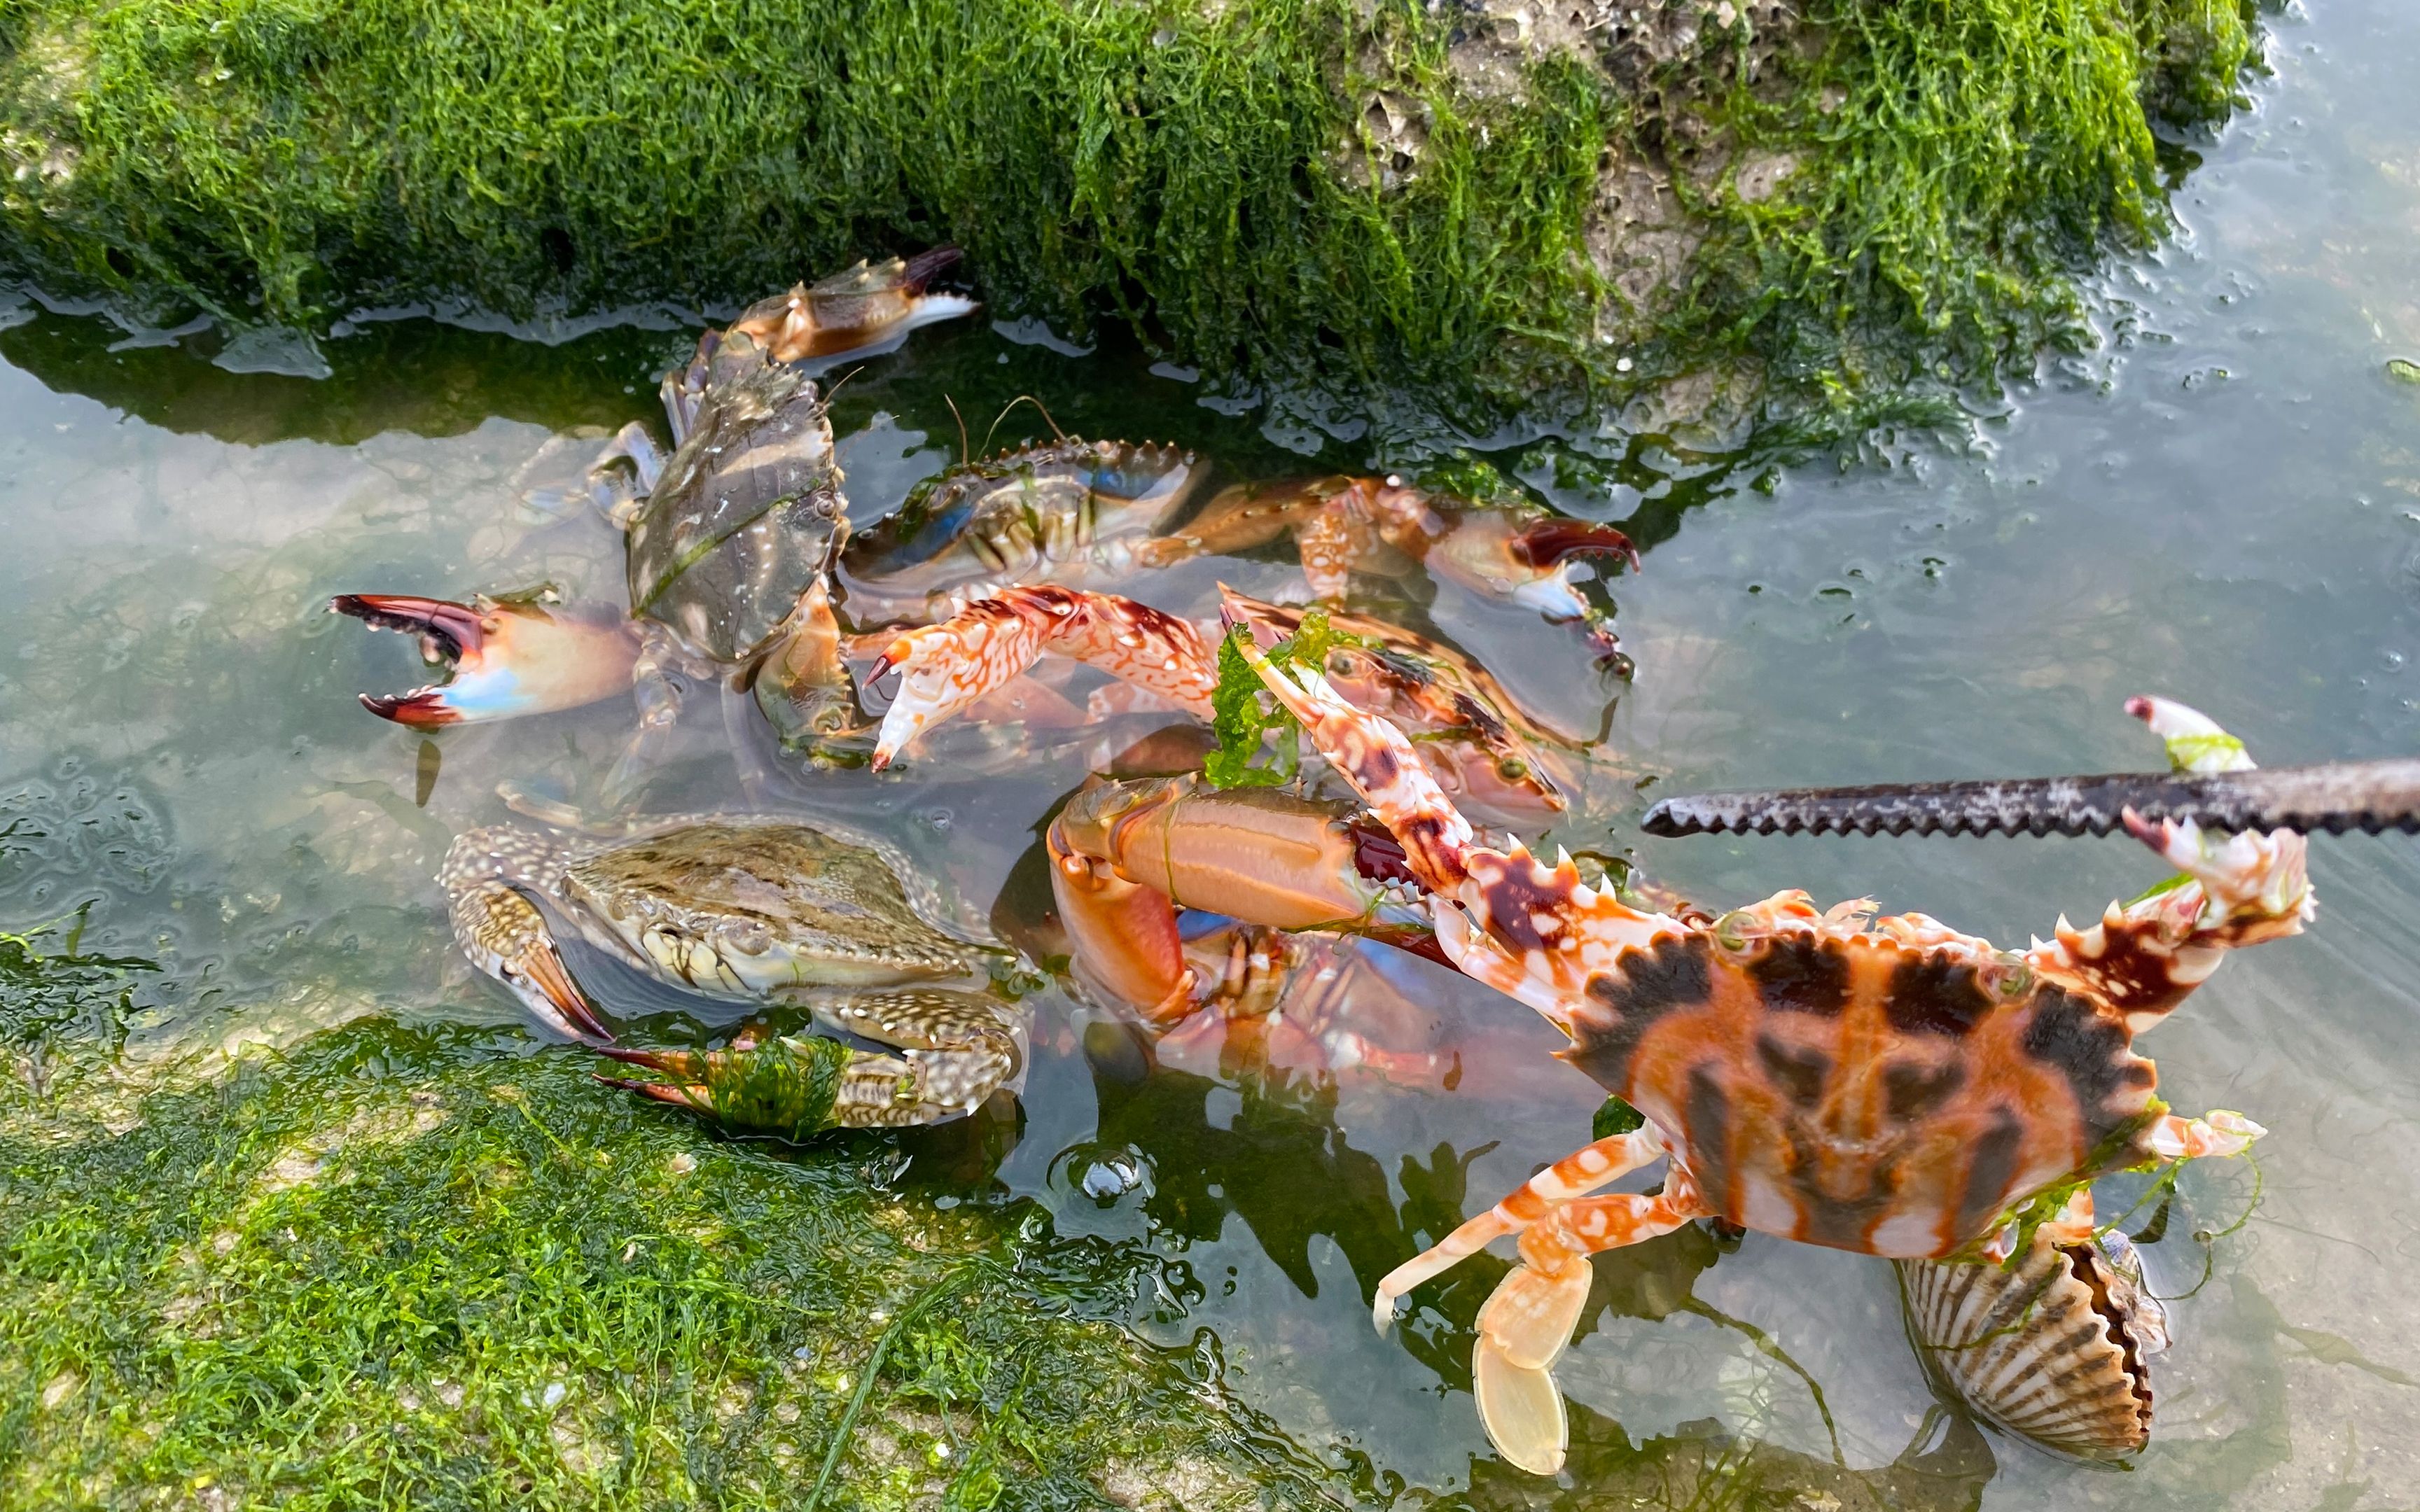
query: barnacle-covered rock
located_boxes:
[1897,1226,2169,1461]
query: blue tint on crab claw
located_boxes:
[330,593,641,727]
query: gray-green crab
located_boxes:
[333,249,982,769]
[443,813,1038,1133]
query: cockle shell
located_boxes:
[1896,1226,2169,1461]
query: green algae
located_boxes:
[1670,0,2262,392]
[0,1018,1352,1510]
[0,0,2258,419]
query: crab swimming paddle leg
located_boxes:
[1473,1168,1712,1476]
[868,587,1217,769]
[1372,1124,1669,1332]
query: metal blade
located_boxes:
[1639,758,2420,839]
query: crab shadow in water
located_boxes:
[1071,1023,1998,1504]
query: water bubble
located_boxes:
[1050,1140,1155,1206]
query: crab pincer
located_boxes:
[1043,772,1412,1020]
[725,246,978,363]
[445,880,616,1041]
[331,593,639,727]
[594,1035,889,1139]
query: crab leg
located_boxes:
[518,421,667,525]
[1468,1165,1711,1475]
[1372,1124,1669,1331]
[1226,622,1683,1032]
[2026,697,2314,1030]
[333,594,641,728]
[868,586,1217,769]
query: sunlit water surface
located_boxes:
[4,1,2417,1503]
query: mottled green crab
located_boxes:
[443,813,1040,1133]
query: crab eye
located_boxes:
[1713,910,1757,953]
[1984,951,2033,999]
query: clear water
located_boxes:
[4,0,2417,1501]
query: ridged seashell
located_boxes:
[1896,1227,2169,1461]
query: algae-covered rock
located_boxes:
[0,0,2258,417]
[0,1018,1354,1508]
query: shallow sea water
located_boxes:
[4,0,2418,1504]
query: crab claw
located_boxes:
[2126,694,2253,774]
[728,246,979,365]
[1423,510,1639,623]
[447,881,614,1041]
[2116,698,2311,931]
[594,1033,927,1139]
[332,593,640,727]
[1508,519,1641,575]
[2145,1107,2267,1160]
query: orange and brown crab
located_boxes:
[868,587,1585,826]
[1211,636,2308,1474]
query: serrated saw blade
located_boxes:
[1639,757,2420,838]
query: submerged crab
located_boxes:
[444,813,1035,1131]
[845,454,1639,653]
[333,264,1232,776]
[1224,638,2309,1474]
[1135,474,1639,654]
[836,436,1209,625]
[868,587,1578,825]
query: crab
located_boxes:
[835,442,1640,657]
[1221,634,2311,1475]
[835,436,1211,626]
[1129,473,1639,657]
[333,252,978,744]
[332,261,1244,780]
[443,812,1037,1132]
[866,586,1578,825]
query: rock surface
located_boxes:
[0,0,2259,418]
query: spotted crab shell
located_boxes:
[1896,1226,2169,1461]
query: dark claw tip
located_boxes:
[358,690,459,728]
